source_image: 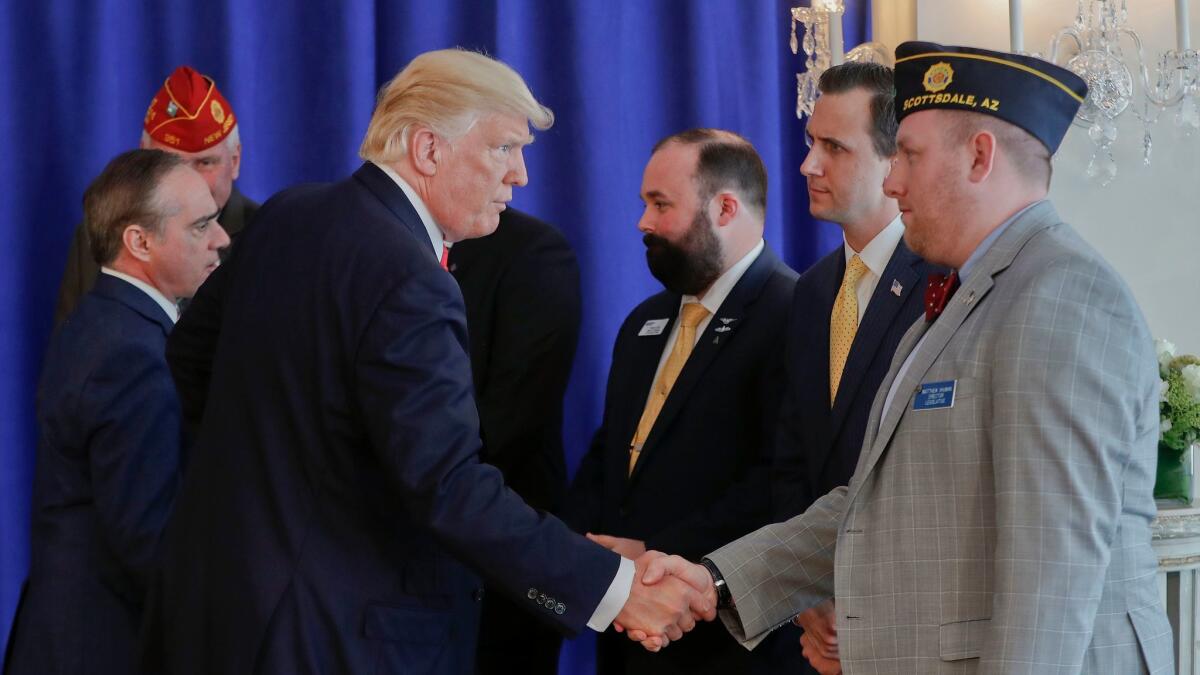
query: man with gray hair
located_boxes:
[54,65,257,324]
[147,49,711,675]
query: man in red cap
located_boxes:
[53,65,257,323]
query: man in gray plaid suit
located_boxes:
[634,42,1174,674]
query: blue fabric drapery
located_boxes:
[0,1,868,671]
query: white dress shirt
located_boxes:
[842,215,904,323]
[100,267,178,323]
[371,161,631,630]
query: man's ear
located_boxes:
[122,224,153,262]
[229,143,242,181]
[409,127,442,177]
[966,130,997,184]
[715,192,739,227]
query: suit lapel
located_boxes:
[92,274,174,337]
[614,295,679,463]
[352,162,439,265]
[828,240,923,436]
[628,246,781,485]
[852,202,1061,487]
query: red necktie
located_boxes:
[439,244,450,271]
[924,271,959,322]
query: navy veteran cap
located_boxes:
[894,41,1088,153]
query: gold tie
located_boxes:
[829,254,869,404]
[629,302,710,475]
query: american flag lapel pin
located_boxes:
[891,279,903,296]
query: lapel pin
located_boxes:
[963,290,975,304]
[166,101,178,117]
[891,279,903,296]
[719,317,736,325]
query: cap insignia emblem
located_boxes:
[922,62,954,93]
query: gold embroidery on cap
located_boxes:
[922,62,954,93]
[210,100,225,124]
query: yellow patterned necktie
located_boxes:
[629,302,710,475]
[829,254,869,404]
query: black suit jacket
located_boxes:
[564,244,797,674]
[449,208,580,513]
[6,275,182,675]
[757,237,940,674]
[53,186,258,324]
[149,164,618,675]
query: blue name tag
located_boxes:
[912,380,956,411]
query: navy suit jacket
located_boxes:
[6,274,181,675]
[149,163,618,675]
[772,238,939,517]
[564,245,797,674]
[757,237,940,674]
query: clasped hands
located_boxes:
[588,533,717,652]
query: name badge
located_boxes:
[912,380,956,411]
[638,319,670,337]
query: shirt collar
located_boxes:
[843,214,904,277]
[100,267,179,323]
[958,200,1043,283]
[371,161,445,258]
[683,239,765,316]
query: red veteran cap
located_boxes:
[143,66,236,153]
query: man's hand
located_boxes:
[795,599,840,674]
[612,552,716,652]
[587,533,646,559]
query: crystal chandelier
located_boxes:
[1044,0,1199,184]
[789,1,890,120]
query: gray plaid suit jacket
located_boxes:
[708,201,1173,674]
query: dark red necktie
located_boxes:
[924,271,959,322]
[439,244,450,271]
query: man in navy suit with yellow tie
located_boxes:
[150,49,712,675]
[563,129,798,674]
[763,62,940,674]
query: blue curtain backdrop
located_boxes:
[0,1,868,671]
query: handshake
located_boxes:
[588,534,719,652]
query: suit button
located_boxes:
[527,588,538,600]
[555,603,566,615]
[544,596,556,610]
[538,593,547,606]
[473,588,486,602]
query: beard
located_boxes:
[644,208,724,296]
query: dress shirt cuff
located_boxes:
[587,556,636,631]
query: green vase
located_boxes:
[1155,442,1192,503]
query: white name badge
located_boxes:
[638,318,670,336]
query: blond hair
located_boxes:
[359,49,554,163]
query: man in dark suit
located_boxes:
[449,208,582,675]
[149,49,710,675]
[5,149,229,674]
[55,65,258,324]
[563,129,798,674]
[759,62,941,675]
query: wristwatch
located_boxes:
[700,557,733,609]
